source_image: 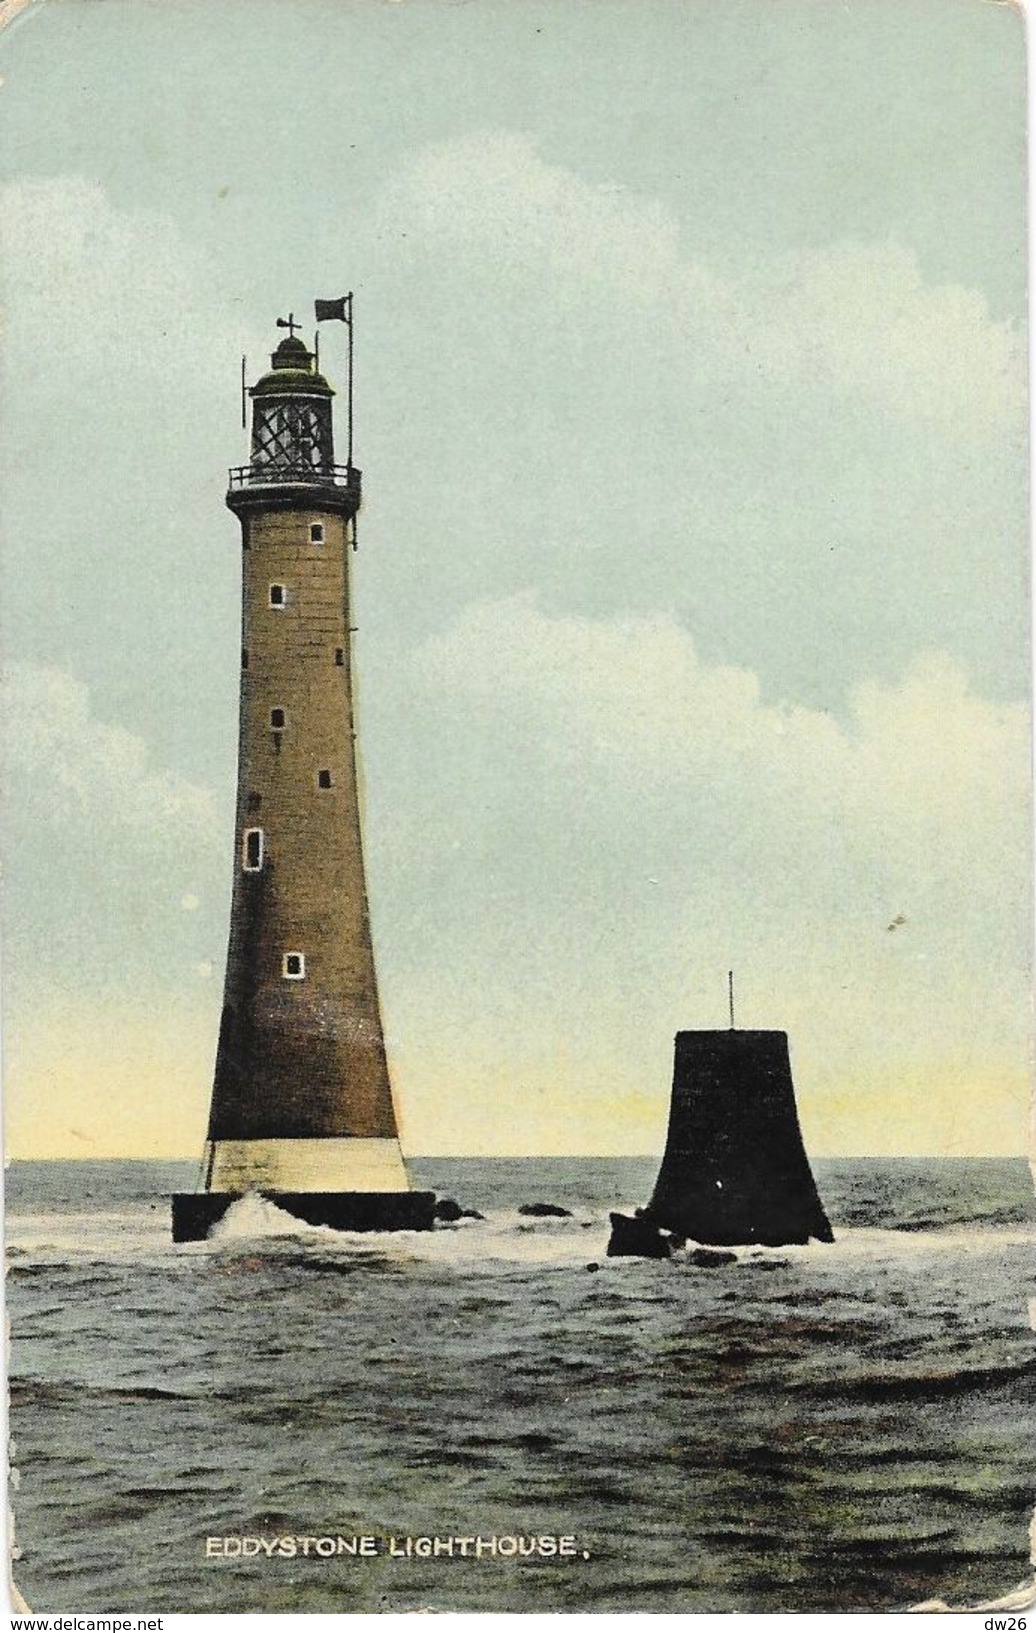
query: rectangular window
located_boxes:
[317,769,332,789]
[334,647,344,666]
[247,791,262,812]
[269,583,286,608]
[243,828,264,871]
[241,648,249,669]
[283,951,306,979]
[270,707,286,730]
[310,524,324,544]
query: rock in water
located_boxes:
[606,1212,672,1259]
[433,1197,484,1222]
[518,1202,572,1218]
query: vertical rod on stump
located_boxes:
[728,970,735,1030]
[347,291,355,472]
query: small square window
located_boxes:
[270,707,286,730]
[310,524,324,544]
[317,768,332,789]
[283,951,305,979]
[334,647,344,666]
[269,583,286,608]
[243,828,264,871]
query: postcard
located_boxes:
[2,0,1032,1615]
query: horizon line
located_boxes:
[6,1151,1029,1164]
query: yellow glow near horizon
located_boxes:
[5,1005,1030,1161]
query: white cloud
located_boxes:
[383,130,685,301]
[417,593,1028,862]
[2,661,219,841]
[367,595,1029,1138]
[0,175,230,379]
[380,130,1023,432]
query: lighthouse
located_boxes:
[172,306,435,1240]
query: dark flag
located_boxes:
[315,296,351,323]
[315,294,355,465]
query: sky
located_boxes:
[0,0,1029,1159]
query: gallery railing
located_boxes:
[227,463,361,489]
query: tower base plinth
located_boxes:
[171,1190,437,1243]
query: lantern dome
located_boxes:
[251,334,334,399]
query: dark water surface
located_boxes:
[7,1157,1035,1613]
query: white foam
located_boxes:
[7,1199,1034,1274]
[207,1191,326,1241]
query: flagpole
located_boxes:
[347,291,354,472]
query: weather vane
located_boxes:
[276,313,301,338]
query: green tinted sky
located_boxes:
[0,0,1028,1157]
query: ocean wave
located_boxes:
[10,1378,201,1407]
[789,1358,1035,1401]
[8,1196,1036,1276]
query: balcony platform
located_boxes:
[226,462,361,517]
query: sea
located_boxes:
[6,1157,1035,1615]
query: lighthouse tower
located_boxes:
[172,312,435,1240]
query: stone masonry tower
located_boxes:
[173,310,435,1240]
